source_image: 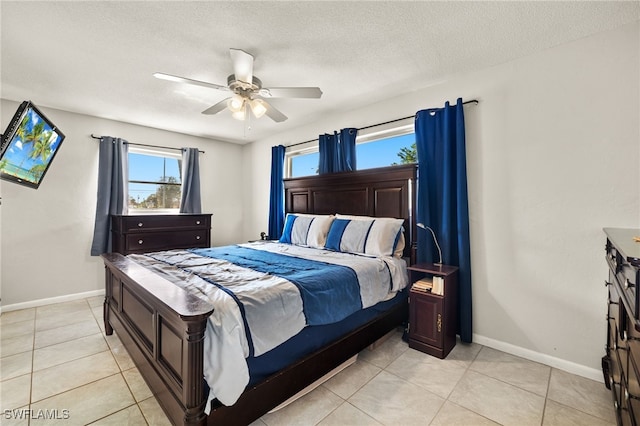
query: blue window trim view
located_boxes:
[288,133,416,178]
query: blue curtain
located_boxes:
[318,128,357,173]
[179,147,202,214]
[268,145,286,239]
[90,137,128,255]
[415,98,472,343]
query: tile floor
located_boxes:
[1,296,615,425]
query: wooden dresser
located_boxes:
[111,214,212,255]
[604,227,640,424]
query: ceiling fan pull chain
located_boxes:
[245,104,252,136]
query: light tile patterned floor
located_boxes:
[0,296,615,425]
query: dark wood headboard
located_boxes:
[283,164,417,261]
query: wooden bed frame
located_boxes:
[102,164,417,425]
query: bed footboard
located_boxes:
[102,253,214,426]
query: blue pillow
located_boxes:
[279,214,297,244]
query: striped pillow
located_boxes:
[279,214,334,248]
[326,215,404,257]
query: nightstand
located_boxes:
[407,263,458,358]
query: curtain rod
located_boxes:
[90,134,205,154]
[285,99,478,148]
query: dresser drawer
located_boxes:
[125,230,209,253]
[620,374,636,426]
[627,350,640,424]
[607,241,621,271]
[119,214,209,232]
[610,283,622,360]
[617,264,640,319]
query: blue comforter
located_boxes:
[191,246,362,325]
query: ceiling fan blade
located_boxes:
[263,101,288,122]
[154,72,229,91]
[202,98,230,115]
[261,87,323,99]
[229,48,254,85]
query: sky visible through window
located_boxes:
[128,153,181,205]
[128,133,415,201]
[291,133,415,177]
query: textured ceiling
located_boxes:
[1,1,638,144]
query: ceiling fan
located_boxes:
[154,49,322,123]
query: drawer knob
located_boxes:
[605,280,612,287]
[196,236,201,240]
[138,222,144,227]
[625,278,634,289]
[196,220,201,225]
[138,240,144,245]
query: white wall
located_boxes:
[243,22,640,376]
[0,101,244,307]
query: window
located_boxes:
[128,146,182,212]
[284,120,415,178]
[288,149,319,178]
[356,133,416,170]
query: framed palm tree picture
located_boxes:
[0,101,65,189]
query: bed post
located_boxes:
[103,266,114,335]
[183,320,209,426]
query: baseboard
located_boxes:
[0,289,105,314]
[472,333,603,383]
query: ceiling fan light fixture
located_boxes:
[249,99,267,119]
[231,107,247,121]
[227,94,245,112]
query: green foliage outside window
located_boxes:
[129,176,181,209]
[396,142,417,164]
